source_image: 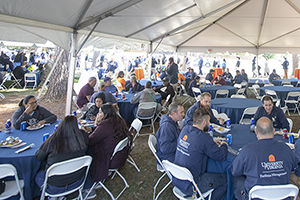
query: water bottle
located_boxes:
[250,118,255,132]
[5,119,11,134]
[208,125,213,137]
[72,111,77,116]
[226,119,231,130]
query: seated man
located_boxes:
[211,74,226,85]
[222,68,233,80]
[13,61,28,87]
[130,81,160,116]
[183,92,224,128]
[173,107,228,199]
[125,75,142,92]
[185,67,197,79]
[253,95,289,130]
[77,77,97,108]
[104,77,118,93]
[154,77,175,105]
[205,69,215,82]
[269,69,281,83]
[232,70,243,84]
[241,69,248,82]
[232,117,298,200]
[90,82,117,105]
[187,75,200,96]
[156,103,185,162]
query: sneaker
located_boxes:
[82,189,96,199]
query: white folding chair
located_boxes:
[241,82,248,88]
[40,156,92,200]
[248,84,262,99]
[72,96,85,116]
[233,83,242,89]
[180,84,193,105]
[162,160,214,200]
[283,84,293,87]
[236,88,246,95]
[249,184,299,200]
[265,89,280,104]
[192,87,201,101]
[215,89,229,98]
[239,107,258,124]
[231,94,246,98]
[88,137,131,200]
[264,83,274,86]
[23,73,37,89]
[127,119,142,172]
[296,80,300,87]
[287,118,293,133]
[0,164,24,200]
[116,81,122,91]
[148,135,172,200]
[281,80,291,86]
[86,103,95,109]
[284,92,300,115]
[211,109,218,117]
[0,93,5,99]
[0,73,9,90]
[154,94,171,122]
[136,102,157,134]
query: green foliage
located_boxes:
[262,53,275,59]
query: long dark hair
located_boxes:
[100,103,131,142]
[18,95,35,107]
[117,71,124,78]
[39,115,87,154]
[95,93,106,104]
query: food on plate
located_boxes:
[218,127,225,131]
[27,123,44,130]
[1,136,20,146]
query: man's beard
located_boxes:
[200,104,210,111]
[203,124,209,132]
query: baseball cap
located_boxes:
[162,77,169,82]
[209,69,215,73]
[104,77,111,82]
[99,82,106,88]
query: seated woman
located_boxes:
[125,75,142,92]
[12,95,57,129]
[83,103,132,183]
[116,71,126,91]
[82,93,106,120]
[35,115,89,195]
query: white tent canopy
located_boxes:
[0,0,300,54]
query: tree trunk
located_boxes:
[41,46,70,101]
[92,50,100,68]
[292,54,299,76]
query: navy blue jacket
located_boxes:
[167,63,178,84]
[159,71,167,80]
[233,74,243,84]
[282,60,289,69]
[173,126,228,195]
[269,73,281,83]
[107,61,118,73]
[156,115,181,163]
[253,106,289,130]
[205,73,213,82]
[232,139,298,197]
[187,79,199,97]
[182,101,219,128]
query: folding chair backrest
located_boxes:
[231,94,246,98]
[239,107,258,124]
[180,84,187,94]
[296,81,300,87]
[111,137,129,160]
[241,82,248,88]
[265,90,278,99]
[137,102,157,117]
[0,164,24,200]
[237,88,245,95]
[215,89,229,98]
[130,118,143,133]
[287,118,293,133]
[283,84,293,87]
[281,80,291,85]
[249,184,299,200]
[163,94,171,107]
[162,160,205,199]
[252,84,260,89]
[72,96,80,109]
[286,92,300,100]
[264,83,274,86]
[192,87,201,94]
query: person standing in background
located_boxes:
[198,56,203,75]
[252,56,256,77]
[282,57,289,79]
[264,58,269,76]
[235,57,240,69]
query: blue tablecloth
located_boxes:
[211,98,262,124]
[248,79,269,87]
[206,124,291,200]
[0,121,60,200]
[272,79,298,87]
[200,85,236,99]
[117,92,161,124]
[139,79,163,88]
[225,79,232,86]
[259,86,300,107]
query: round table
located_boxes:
[134,68,144,80]
[212,68,223,78]
[200,85,236,99]
[0,121,60,200]
[139,79,163,88]
[210,98,262,124]
[248,79,269,87]
[117,92,161,124]
[259,86,300,107]
[272,79,298,87]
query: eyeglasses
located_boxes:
[28,101,37,105]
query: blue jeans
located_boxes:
[35,170,84,195]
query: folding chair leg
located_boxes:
[151,119,155,134]
[98,181,116,200]
[133,132,139,141]
[153,172,171,200]
[127,155,140,172]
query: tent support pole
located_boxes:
[65,31,78,115]
[37,49,64,99]
[148,42,152,80]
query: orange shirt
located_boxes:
[178,73,186,82]
[116,77,126,91]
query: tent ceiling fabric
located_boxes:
[0,0,300,54]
